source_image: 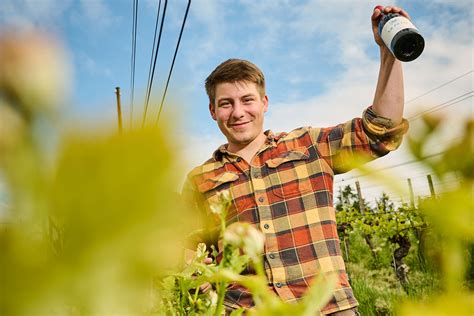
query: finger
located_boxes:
[399,9,411,20]
[384,5,411,20]
[372,5,383,19]
[203,257,213,265]
[372,10,381,21]
[391,6,402,13]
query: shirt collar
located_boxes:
[212,130,283,161]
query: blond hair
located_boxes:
[205,59,265,105]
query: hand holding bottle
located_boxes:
[371,5,424,62]
[371,6,409,47]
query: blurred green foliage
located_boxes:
[1,127,196,315]
[0,32,195,315]
[1,30,473,315]
[396,117,474,315]
[334,115,474,315]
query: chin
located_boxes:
[233,136,254,145]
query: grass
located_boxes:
[348,263,403,316]
[344,233,442,315]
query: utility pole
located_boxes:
[115,87,123,133]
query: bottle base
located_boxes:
[392,31,425,62]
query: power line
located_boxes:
[408,90,473,121]
[335,151,446,184]
[155,0,192,126]
[130,0,139,129]
[348,178,459,193]
[405,70,473,105]
[335,80,473,185]
[334,133,465,185]
[339,174,461,197]
[142,0,168,127]
[142,0,162,127]
[415,93,473,117]
[338,170,438,184]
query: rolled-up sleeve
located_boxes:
[308,106,409,174]
[362,106,409,153]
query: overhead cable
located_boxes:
[130,0,139,129]
[155,0,192,126]
[408,91,473,121]
[335,151,446,184]
[143,0,168,127]
[405,70,473,105]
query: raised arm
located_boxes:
[371,5,411,125]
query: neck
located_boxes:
[228,133,267,163]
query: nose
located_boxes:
[231,101,245,120]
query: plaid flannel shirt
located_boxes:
[183,106,408,314]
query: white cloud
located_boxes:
[141,1,472,198]
[265,0,473,128]
[77,52,113,78]
[0,0,120,35]
[181,132,224,169]
[0,0,73,31]
[188,0,229,59]
[431,0,474,9]
[79,0,119,29]
[266,58,380,131]
[173,126,226,189]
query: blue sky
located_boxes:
[0,0,473,203]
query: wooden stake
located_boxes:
[115,87,123,133]
[344,236,350,262]
[407,178,415,208]
[427,174,436,198]
[355,180,365,214]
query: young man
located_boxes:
[184,6,410,315]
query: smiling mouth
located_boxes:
[229,122,250,128]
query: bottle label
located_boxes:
[381,16,417,50]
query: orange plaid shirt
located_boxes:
[183,106,408,314]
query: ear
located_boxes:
[263,95,269,113]
[209,102,217,120]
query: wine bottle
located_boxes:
[376,6,425,62]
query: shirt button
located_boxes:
[269,253,275,259]
[264,224,270,229]
[236,157,242,162]
[258,197,264,203]
[275,282,282,288]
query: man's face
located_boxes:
[209,81,268,151]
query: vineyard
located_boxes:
[1,32,473,315]
[336,188,437,315]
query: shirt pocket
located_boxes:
[197,171,239,194]
[197,171,252,220]
[265,147,313,199]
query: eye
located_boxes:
[243,97,254,103]
[219,101,231,108]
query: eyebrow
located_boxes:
[241,94,256,99]
[217,93,256,102]
[216,97,232,104]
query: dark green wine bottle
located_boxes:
[377,6,425,62]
